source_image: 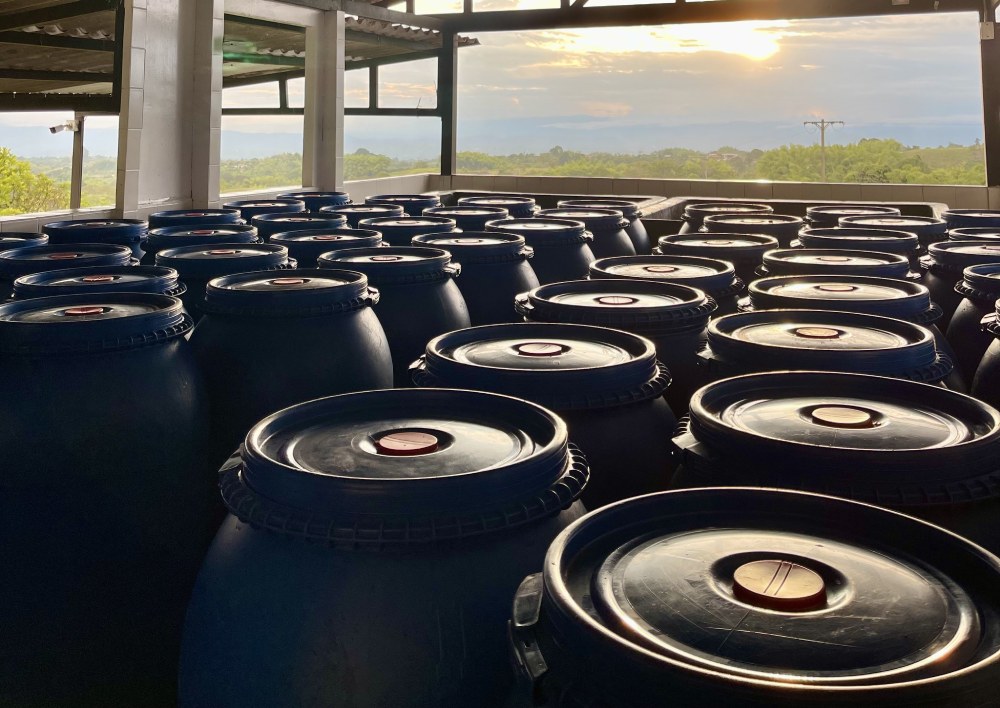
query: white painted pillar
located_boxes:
[303,11,345,191]
[191,0,225,208]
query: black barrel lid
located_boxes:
[13,265,184,298]
[924,240,1000,271]
[486,218,591,246]
[950,227,1000,242]
[589,255,740,296]
[677,371,1000,493]
[365,194,442,211]
[276,191,351,210]
[155,243,293,279]
[762,248,912,279]
[0,292,190,354]
[146,224,260,252]
[43,218,146,244]
[529,488,1000,702]
[806,204,902,225]
[411,231,530,263]
[202,268,375,316]
[797,226,921,254]
[222,198,305,219]
[558,198,642,220]
[457,195,538,217]
[703,213,804,234]
[0,232,49,251]
[317,246,457,283]
[268,228,383,263]
[744,274,940,323]
[147,208,242,229]
[516,278,716,333]
[357,216,458,238]
[320,203,405,219]
[943,209,1000,230]
[251,211,347,232]
[423,205,510,224]
[655,232,778,260]
[0,243,134,279]
[222,388,587,544]
[683,202,773,222]
[957,263,1000,302]
[538,208,628,233]
[413,323,669,410]
[839,215,948,241]
[701,309,947,382]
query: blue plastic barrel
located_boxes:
[142,224,260,265]
[921,240,1000,329]
[702,213,804,248]
[679,202,772,234]
[43,218,148,260]
[13,265,184,300]
[357,216,458,247]
[486,218,595,284]
[0,243,135,299]
[538,207,635,258]
[796,226,922,267]
[559,198,650,254]
[950,227,1000,241]
[839,214,948,248]
[943,209,1000,232]
[590,255,743,315]
[251,211,348,240]
[423,205,510,231]
[269,228,383,267]
[0,232,49,252]
[457,195,538,218]
[759,248,914,280]
[365,193,441,212]
[655,232,778,285]
[223,197,305,220]
[147,208,242,230]
[949,263,1000,381]
[319,203,405,227]
[276,190,351,211]
[805,204,901,227]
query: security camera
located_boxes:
[49,120,79,134]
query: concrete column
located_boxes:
[191,0,225,208]
[303,11,345,191]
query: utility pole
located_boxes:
[803,118,844,181]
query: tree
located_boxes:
[0,148,68,215]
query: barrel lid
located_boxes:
[538,208,626,232]
[558,198,641,219]
[806,204,902,223]
[412,231,529,263]
[683,202,773,220]
[703,309,945,381]
[943,209,1000,226]
[458,195,537,208]
[746,274,939,323]
[925,240,1000,270]
[251,212,347,230]
[0,232,49,251]
[798,226,921,254]
[357,216,458,235]
[589,255,740,296]
[224,388,587,540]
[320,203,405,217]
[276,190,351,207]
[537,488,1000,698]
[147,208,241,228]
[487,218,590,246]
[656,232,778,258]
[957,263,1000,301]
[680,371,1000,492]
[424,206,509,219]
[146,224,260,251]
[365,194,442,209]
[415,323,669,410]
[517,278,716,333]
[42,218,147,243]
[0,292,190,354]
[703,213,804,232]
[269,228,382,245]
[202,268,374,316]
[13,265,183,298]
[762,248,912,278]
[0,243,134,278]
[840,215,948,236]
[318,246,454,283]
[155,243,292,278]
[949,227,1000,241]
[222,197,305,214]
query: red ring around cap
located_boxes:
[47,252,82,260]
[375,431,440,456]
[371,255,402,262]
[816,256,851,263]
[81,275,116,283]
[596,295,639,306]
[63,306,106,316]
[732,559,826,611]
[816,284,857,293]
[269,278,308,286]
[312,235,344,241]
[190,229,217,235]
[184,212,209,216]
[515,341,569,357]
[643,265,679,274]
[208,249,239,255]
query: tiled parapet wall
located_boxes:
[434,174,1000,211]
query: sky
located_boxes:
[0,6,987,159]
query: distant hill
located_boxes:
[1,117,986,161]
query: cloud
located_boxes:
[581,101,633,118]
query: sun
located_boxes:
[529,21,790,62]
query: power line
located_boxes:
[804,118,844,181]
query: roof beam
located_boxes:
[337,1,444,30]
[435,0,984,32]
[0,68,111,81]
[0,30,114,52]
[0,0,117,32]
[223,52,306,67]
[346,29,438,51]
[222,106,304,115]
[0,91,115,111]
[345,47,440,69]
[345,106,441,116]
[224,69,305,88]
